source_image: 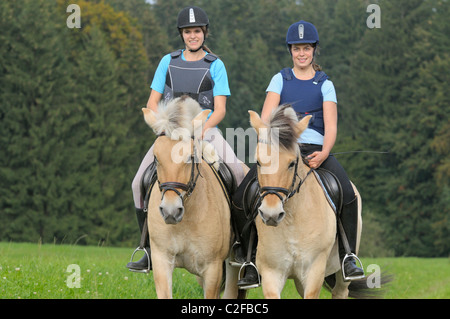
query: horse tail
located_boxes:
[324,269,394,299]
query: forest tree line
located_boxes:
[0,0,448,257]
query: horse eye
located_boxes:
[288,161,296,169]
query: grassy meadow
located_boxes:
[0,242,449,299]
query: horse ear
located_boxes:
[294,115,312,138]
[142,108,157,128]
[191,110,211,137]
[192,110,211,125]
[192,110,211,132]
[249,110,267,134]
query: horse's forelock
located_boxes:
[267,104,298,152]
[153,97,203,138]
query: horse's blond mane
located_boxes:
[151,96,203,138]
[267,104,299,152]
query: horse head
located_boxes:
[249,105,311,226]
[142,96,210,224]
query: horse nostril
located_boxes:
[258,208,264,219]
[277,211,286,222]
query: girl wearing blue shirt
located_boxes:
[128,7,245,272]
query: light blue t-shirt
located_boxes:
[150,50,231,97]
[266,71,337,145]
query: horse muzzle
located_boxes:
[159,200,185,225]
[258,202,286,227]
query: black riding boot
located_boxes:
[338,197,364,281]
[126,208,152,272]
[230,164,261,289]
[236,224,260,289]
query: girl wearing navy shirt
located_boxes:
[262,21,364,281]
[237,21,364,288]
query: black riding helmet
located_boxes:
[177,6,209,29]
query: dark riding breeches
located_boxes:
[300,144,356,205]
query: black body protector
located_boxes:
[163,49,216,110]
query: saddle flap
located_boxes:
[313,168,343,215]
[216,161,237,198]
[140,161,157,197]
[232,165,260,219]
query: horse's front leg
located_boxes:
[151,246,174,299]
[202,260,223,299]
[260,267,286,299]
[302,254,328,299]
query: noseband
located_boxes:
[258,155,313,204]
[156,134,201,204]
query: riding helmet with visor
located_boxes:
[286,20,319,45]
[177,6,209,29]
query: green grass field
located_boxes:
[1,242,448,299]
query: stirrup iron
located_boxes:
[129,247,151,274]
[341,253,365,281]
[238,262,261,290]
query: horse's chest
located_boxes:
[262,226,306,262]
[286,237,301,256]
[172,242,209,274]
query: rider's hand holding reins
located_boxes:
[306,150,328,169]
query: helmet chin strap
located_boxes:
[188,46,203,53]
[187,40,205,52]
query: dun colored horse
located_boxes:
[249,106,364,299]
[142,97,241,298]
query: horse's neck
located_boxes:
[185,161,219,213]
[297,160,312,181]
[289,161,316,203]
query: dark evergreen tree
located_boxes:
[0,0,77,242]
